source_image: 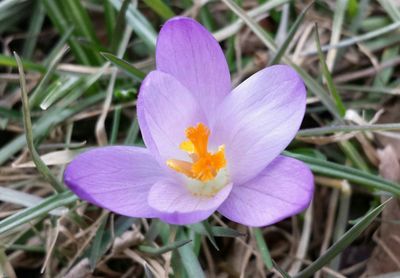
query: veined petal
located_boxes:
[218,156,314,227]
[148,181,233,225]
[64,146,165,218]
[137,70,206,162]
[211,65,306,185]
[156,17,231,119]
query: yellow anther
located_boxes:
[167,123,226,182]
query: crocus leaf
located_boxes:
[269,1,314,65]
[177,231,205,278]
[314,24,346,117]
[138,239,192,256]
[253,228,273,270]
[188,222,219,250]
[284,151,400,196]
[0,191,77,235]
[100,52,145,81]
[294,199,390,278]
[89,214,108,270]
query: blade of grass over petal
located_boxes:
[253,228,273,270]
[14,52,65,193]
[100,52,145,81]
[0,191,77,235]
[284,151,400,196]
[269,1,314,65]
[294,199,390,278]
[220,0,342,121]
[315,24,346,116]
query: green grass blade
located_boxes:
[297,122,400,136]
[269,1,314,65]
[22,1,45,59]
[110,0,157,50]
[315,24,346,116]
[15,52,65,193]
[253,228,273,270]
[89,214,108,269]
[294,199,389,278]
[101,52,145,81]
[42,0,91,65]
[0,54,45,72]
[143,0,175,20]
[284,151,400,196]
[139,239,192,255]
[0,191,77,235]
[29,46,69,107]
[177,231,205,278]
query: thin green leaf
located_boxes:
[269,1,314,65]
[297,122,400,136]
[139,239,192,256]
[253,228,273,270]
[294,199,390,278]
[273,260,292,278]
[143,0,175,20]
[22,1,45,59]
[0,191,77,235]
[29,46,69,108]
[284,151,400,196]
[188,222,219,250]
[15,52,65,193]
[110,0,157,50]
[100,52,145,81]
[315,24,346,116]
[89,214,108,269]
[177,231,205,278]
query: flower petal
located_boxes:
[211,65,306,184]
[156,17,231,119]
[137,70,206,162]
[218,156,314,227]
[64,146,165,218]
[148,181,233,225]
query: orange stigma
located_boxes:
[167,123,226,182]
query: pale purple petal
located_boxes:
[218,156,314,227]
[156,17,231,119]
[64,146,166,218]
[137,70,206,162]
[210,65,306,185]
[148,181,233,225]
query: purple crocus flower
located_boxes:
[64,17,314,227]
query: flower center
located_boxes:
[167,123,226,182]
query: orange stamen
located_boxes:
[167,123,226,182]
